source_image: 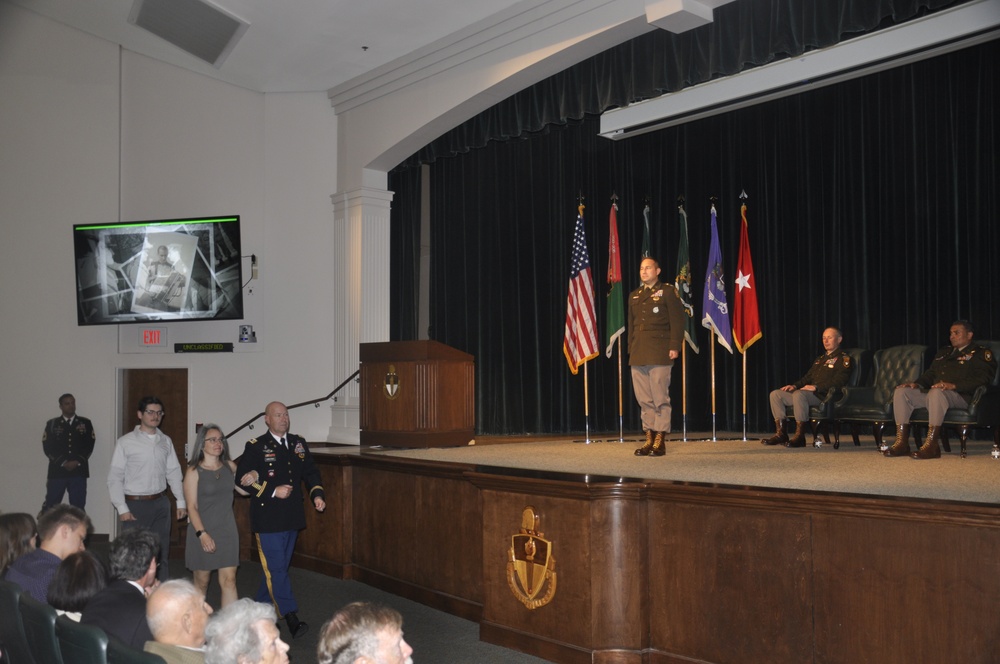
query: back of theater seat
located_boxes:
[56,614,108,664]
[0,579,37,664]
[18,593,65,664]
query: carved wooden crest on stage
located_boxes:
[384,364,399,400]
[507,506,557,609]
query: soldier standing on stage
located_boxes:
[628,257,686,457]
[761,328,853,448]
[236,401,326,639]
[885,320,996,459]
[42,393,95,512]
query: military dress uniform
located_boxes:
[235,431,325,630]
[42,414,95,511]
[627,280,685,455]
[769,351,854,420]
[888,343,997,458]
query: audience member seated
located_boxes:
[317,602,414,664]
[47,550,107,620]
[4,504,90,602]
[204,598,289,664]
[0,512,37,576]
[80,528,158,649]
[144,579,213,664]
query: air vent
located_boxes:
[128,0,250,68]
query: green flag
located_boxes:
[675,205,700,353]
[605,203,625,357]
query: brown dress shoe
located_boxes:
[913,425,942,459]
[784,421,807,448]
[650,431,666,456]
[761,419,788,446]
[884,424,911,457]
[634,430,654,456]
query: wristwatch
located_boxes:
[195,530,204,537]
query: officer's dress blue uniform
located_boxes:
[235,431,325,618]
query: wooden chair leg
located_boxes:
[958,425,969,459]
[873,422,886,449]
[834,421,844,449]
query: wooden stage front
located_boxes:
[232,438,1000,664]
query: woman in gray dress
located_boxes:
[183,424,247,607]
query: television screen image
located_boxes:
[74,215,244,325]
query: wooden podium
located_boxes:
[359,341,475,447]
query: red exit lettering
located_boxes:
[143,329,161,345]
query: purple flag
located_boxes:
[701,205,733,353]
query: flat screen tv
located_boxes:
[74,215,244,325]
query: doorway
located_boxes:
[118,368,189,557]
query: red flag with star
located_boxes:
[733,202,762,353]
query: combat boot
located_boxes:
[784,421,807,447]
[650,431,666,456]
[913,425,942,459]
[634,430,654,456]
[761,419,788,446]
[884,424,911,457]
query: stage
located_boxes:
[258,433,1000,664]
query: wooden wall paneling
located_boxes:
[349,457,483,618]
[589,485,648,663]
[293,459,353,577]
[473,472,649,663]
[812,510,1000,664]
[647,491,814,664]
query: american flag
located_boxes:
[563,210,600,374]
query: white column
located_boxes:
[327,185,393,444]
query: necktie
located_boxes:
[280,437,286,449]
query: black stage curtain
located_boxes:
[408,40,997,435]
[397,0,969,170]
[389,165,422,341]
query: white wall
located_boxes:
[0,4,340,536]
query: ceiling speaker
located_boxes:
[128,0,250,68]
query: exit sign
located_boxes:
[140,327,167,347]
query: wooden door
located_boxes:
[119,368,189,556]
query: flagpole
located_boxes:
[583,361,592,443]
[616,337,624,442]
[742,352,748,441]
[710,329,717,441]
[682,343,688,441]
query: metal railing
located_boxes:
[225,370,359,440]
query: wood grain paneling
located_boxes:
[265,452,1000,664]
[359,341,474,447]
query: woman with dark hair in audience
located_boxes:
[0,512,37,576]
[47,550,107,621]
[184,423,247,608]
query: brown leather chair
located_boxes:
[834,344,927,449]
[908,339,1000,458]
[784,347,870,448]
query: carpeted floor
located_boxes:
[360,431,1000,504]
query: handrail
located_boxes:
[225,369,360,441]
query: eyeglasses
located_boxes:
[204,436,224,443]
[144,409,165,416]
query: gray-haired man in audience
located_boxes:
[316,601,414,664]
[145,579,213,663]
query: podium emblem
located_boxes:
[507,506,556,609]
[384,365,400,400]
